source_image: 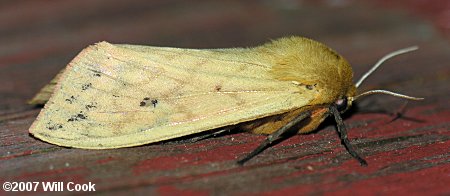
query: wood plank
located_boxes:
[0,0,449,194]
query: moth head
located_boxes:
[339,46,423,113]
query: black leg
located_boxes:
[189,128,232,143]
[329,105,368,166]
[237,110,312,165]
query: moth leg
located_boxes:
[237,111,312,165]
[189,128,233,143]
[330,105,368,166]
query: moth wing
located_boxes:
[28,69,64,105]
[29,42,316,149]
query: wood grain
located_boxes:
[0,0,449,195]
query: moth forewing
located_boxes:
[29,40,316,149]
[28,69,65,105]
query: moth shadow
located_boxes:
[154,125,243,146]
[353,100,426,123]
[310,101,426,136]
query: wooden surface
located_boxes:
[1,0,449,195]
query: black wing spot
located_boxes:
[82,83,92,90]
[140,97,158,108]
[85,102,97,110]
[151,99,158,108]
[46,123,63,130]
[215,85,222,91]
[90,69,102,77]
[68,112,88,122]
[77,113,87,119]
[65,96,76,104]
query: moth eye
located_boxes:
[335,97,348,112]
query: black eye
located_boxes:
[335,97,348,112]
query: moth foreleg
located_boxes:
[330,105,368,166]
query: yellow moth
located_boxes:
[29,36,422,166]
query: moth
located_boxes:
[29,36,422,166]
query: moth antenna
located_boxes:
[355,46,419,88]
[353,90,424,101]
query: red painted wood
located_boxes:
[0,0,449,195]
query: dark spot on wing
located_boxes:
[79,132,90,137]
[82,83,92,90]
[215,85,222,91]
[65,96,76,104]
[85,102,97,110]
[151,99,158,108]
[46,122,63,130]
[140,97,158,108]
[90,69,102,77]
[68,111,87,122]
[77,113,86,119]
[113,95,120,98]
